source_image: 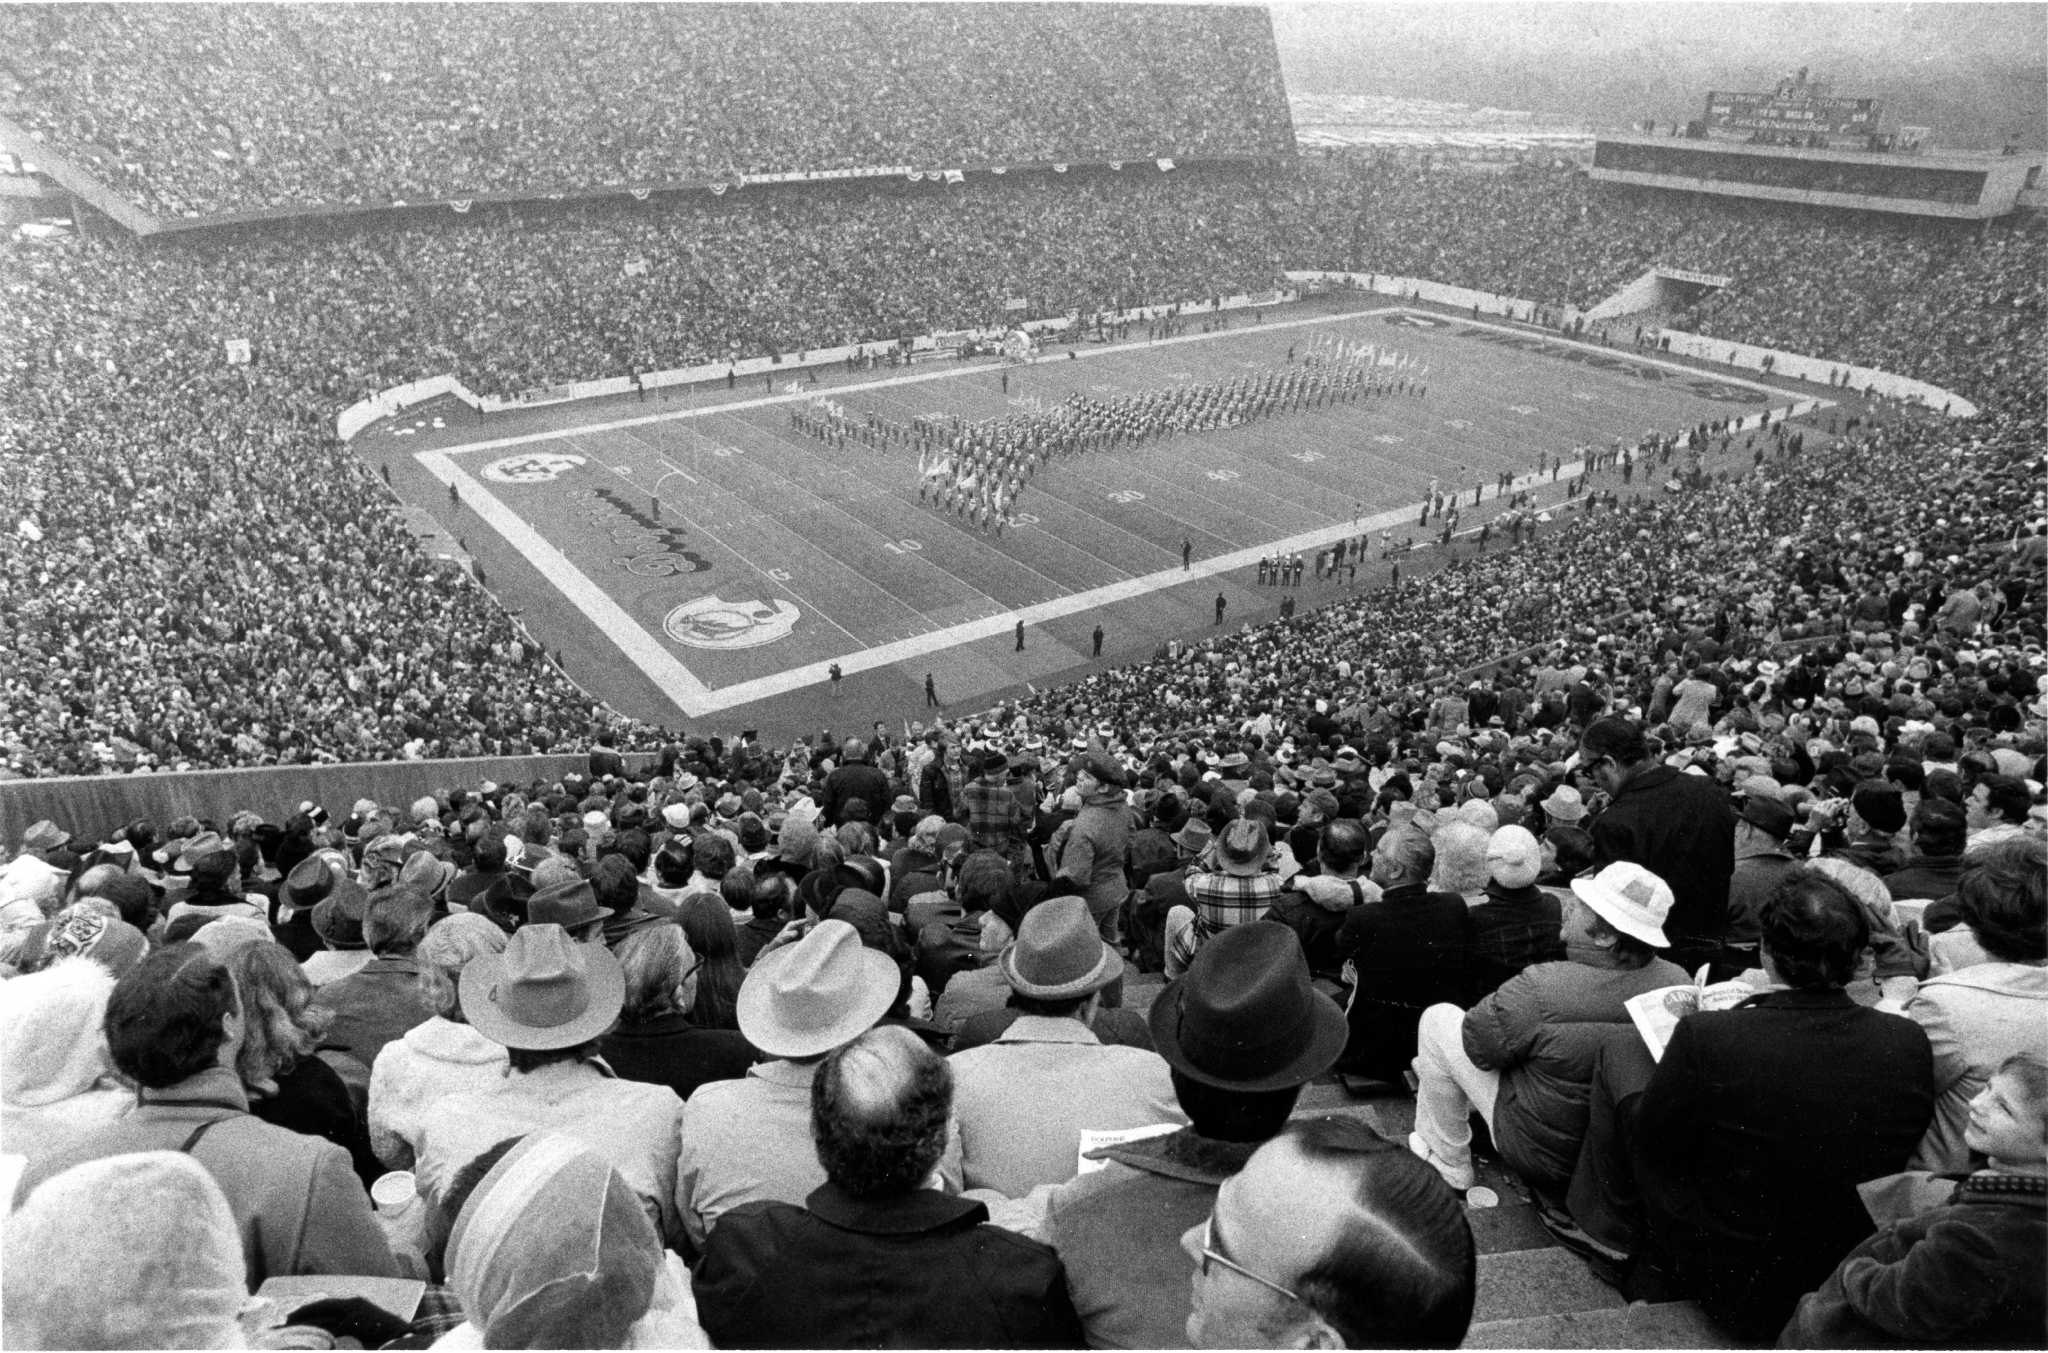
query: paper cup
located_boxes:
[370,1170,417,1212]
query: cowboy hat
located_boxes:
[310,875,373,950]
[169,833,230,875]
[1170,819,1213,855]
[399,849,457,900]
[1215,818,1270,877]
[999,895,1122,1001]
[528,879,607,935]
[476,874,536,934]
[461,923,625,1050]
[735,919,898,1060]
[1539,784,1587,824]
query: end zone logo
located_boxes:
[483,452,585,483]
[664,595,800,650]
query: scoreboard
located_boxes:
[1703,74,1883,145]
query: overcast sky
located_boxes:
[1269,2,2047,146]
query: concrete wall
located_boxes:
[0,753,662,846]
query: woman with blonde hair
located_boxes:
[225,940,382,1186]
[368,913,509,1171]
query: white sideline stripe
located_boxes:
[416,450,716,709]
[414,312,1830,718]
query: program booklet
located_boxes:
[1624,965,1763,1060]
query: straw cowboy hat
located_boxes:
[734,919,898,1060]
[461,923,625,1050]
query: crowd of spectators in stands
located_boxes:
[1286,158,2046,412]
[4,152,2042,778]
[1,621,2041,1343]
[2,23,2046,1346]
[0,3,1291,217]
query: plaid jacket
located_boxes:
[960,777,1028,853]
[1169,869,1281,970]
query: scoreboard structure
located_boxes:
[1703,74,1882,149]
[1592,68,2044,222]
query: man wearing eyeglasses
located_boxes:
[1179,1116,1475,1349]
[1575,715,1736,975]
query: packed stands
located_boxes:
[0,3,1292,218]
[5,153,2044,777]
[3,10,2047,1348]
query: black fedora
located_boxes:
[477,874,536,934]
[1148,921,1347,1092]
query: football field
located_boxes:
[388,304,1827,731]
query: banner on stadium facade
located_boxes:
[1003,297,1028,311]
[1655,267,1731,288]
[1157,158,1175,171]
[1052,163,1068,174]
[630,188,650,201]
[943,169,964,184]
[224,338,252,366]
[450,200,472,214]
[710,183,727,195]
[1108,161,1122,170]
[991,166,1007,175]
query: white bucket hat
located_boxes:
[1570,861,1674,948]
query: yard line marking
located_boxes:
[415,448,715,710]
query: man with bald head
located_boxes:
[694,1025,1083,1348]
[1182,1116,1475,1348]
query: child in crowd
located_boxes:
[1781,1051,2048,1347]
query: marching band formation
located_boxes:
[787,334,1432,535]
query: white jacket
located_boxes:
[367,1017,509,1171]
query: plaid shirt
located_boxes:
[1170,869,1281,970]
[960,776,1028,853]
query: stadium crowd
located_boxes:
[0,611,2043,1344]
[2,23,2047,1343]
[0,4,1291,217]
[4,159,2043,778]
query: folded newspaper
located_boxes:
[1623,966,1764,1060]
